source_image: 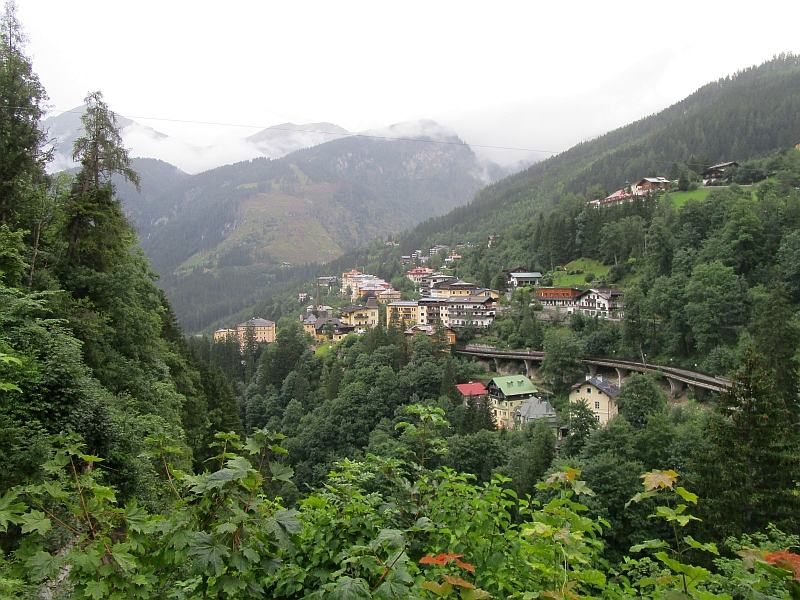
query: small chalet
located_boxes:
[537,287,583,308]
[509,272,543,287]
[701,161,738,184]
[570,375,620,425]
[487,375,539,429]
[795,141,800,150]
[574,289,624,318]
[632,177,670,195]
[456,381,488,405]
[503,266,528,283]
[404,324,457,347]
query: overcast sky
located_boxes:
[17,0,798,166]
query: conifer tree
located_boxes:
[697,348,800,537]
[0,0,48,227]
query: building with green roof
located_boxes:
[486,375,539,430]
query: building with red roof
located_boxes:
[456,381,488,404]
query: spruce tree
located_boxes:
[0,0,48,227]
[698,348,800,537]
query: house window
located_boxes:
[595,415,600,421]
[586,388,591,393]
[595,401,600,409]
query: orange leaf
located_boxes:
[420,555,448,565]
[454,558,475,572]
[765,550,800,579]
[442,574,475,588]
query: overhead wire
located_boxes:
[4,105,784,174]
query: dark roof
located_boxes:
[240,318,274,327]
[572,376,620,398]
[700,161,738,176]
[515,398,557,421]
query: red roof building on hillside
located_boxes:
[456,382,488,404]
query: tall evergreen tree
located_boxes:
[697,348,800,537]
[0,0,48,227]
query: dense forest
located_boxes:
[3,3,800,598]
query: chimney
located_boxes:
[597,373,603,381]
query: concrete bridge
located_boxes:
[456,344,730,396]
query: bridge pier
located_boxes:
[666,377,684,398]
[586,364,598,377]
[493,358,501,372]
[524,359,534,377]
[614,367,629,386]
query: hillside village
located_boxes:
[209,156,776,433]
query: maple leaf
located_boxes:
[764,550,800,579]
[442,574,475,588]
[643,470,679,491]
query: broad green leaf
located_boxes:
[369,528,404,551]
[576,569,607,585]
[422,581,454,597]
[0,490,25,531]
[20,510,51,535]
[630,539,669,553]
[274,509,302,535]
[461,589,491,600]
[685,536,719,555]
[374,578,410,600]
[83,579,109,600]
[25,551,63,582]
[0,383,21,392]
[111,545,138,572]
[195,468,235,492]
[330,576,371,600]
[188,532,230,577]
[572,480,596,496]
[90,484,116,503]
[675,486,698,504]
[269,462,294,483]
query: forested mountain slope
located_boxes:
[138,130,490,275]
[399,54,800,252]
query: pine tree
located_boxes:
[0,0,48,227]
[63,92,140,271]
[698,348,800,537]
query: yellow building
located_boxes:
[237,318,276,350]
[340,297,379,329]
[569,375,620,424]
[213,328,237,342]
[486,375,539,430]
[386,301,419,327]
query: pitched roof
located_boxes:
[572,376,620,398]
[456,382,488,397]
[490,375,537,396]
[515,397,557,421]
[239,318,274,327]
[510,272,543,279]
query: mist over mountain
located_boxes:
[42,107,519,178]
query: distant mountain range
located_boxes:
[41,108,513,177]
